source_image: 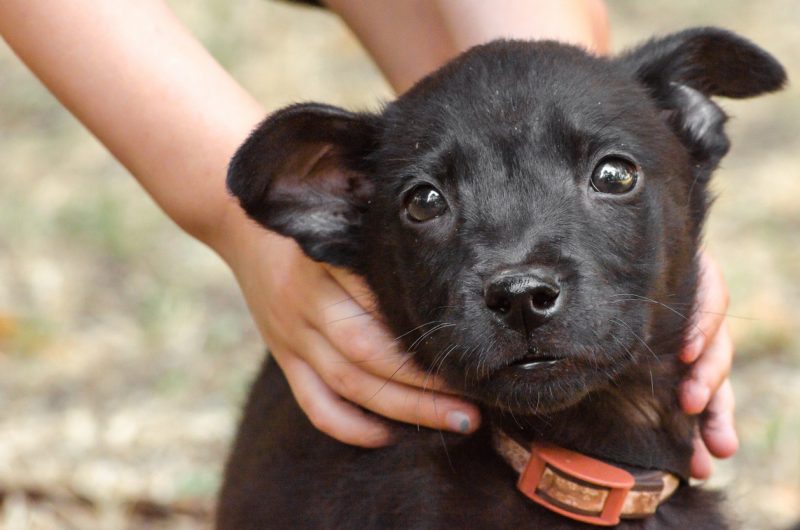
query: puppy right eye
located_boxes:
[405,185,448,222]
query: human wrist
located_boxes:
[207,197,259,270]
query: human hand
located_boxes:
[223,218,481,447]
[679,251,738,479]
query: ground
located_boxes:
[0,1,798,528]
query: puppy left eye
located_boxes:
[590,158,639,194]
[405,185,448,222]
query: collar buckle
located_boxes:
[517,443,636,526]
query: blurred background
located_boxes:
[0,1,797,528]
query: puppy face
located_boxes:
[361,44,699,412]
[229,29,784,415]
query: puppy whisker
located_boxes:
[609,332,637,363]
[342,321,449,371]
[362,354,418,405]
[611,296,756,320]
[324,308,381,325]
[610,317,660,363]
[407,322,456,353]
[391,320,450,346]
[321,291,376,311]
[607,294,706,340]
[340,354,405,365]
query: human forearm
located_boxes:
[0,0,263,254]
[434,0,609,57]
[326,0,609,93]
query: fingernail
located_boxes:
[445,411,472,433]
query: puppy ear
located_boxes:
[619,27,786,170]
[227,103,380,271]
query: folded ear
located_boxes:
[227,103,381,271]
[619,27,786,171]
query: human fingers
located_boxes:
[699,379,739,458]
[317,266,455,392]
[690,430,713,480]
[297,327,481,435]
[681,251,730,363]
[325,265,378,313]
[680,321,733,415]
[229,233,455,446]
[241,236,480,438]
[271,342,394,448]
[316,295,456,392]
[689,380,738,479]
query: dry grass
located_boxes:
[0,1,797,528]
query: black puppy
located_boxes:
[218,28,785,529]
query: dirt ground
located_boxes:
[1,1,798,528]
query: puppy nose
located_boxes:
[484,268,562,333]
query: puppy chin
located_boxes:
[469,359,611,415]
[468,341,646,415]
[480,377,593,415]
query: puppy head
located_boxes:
[229,28,784,415]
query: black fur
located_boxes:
[219,28,785,529]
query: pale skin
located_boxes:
[0,0,736,479]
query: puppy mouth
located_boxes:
[513,356,562,370]
[507,348,564,370]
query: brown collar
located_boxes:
[492,429,681,526]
